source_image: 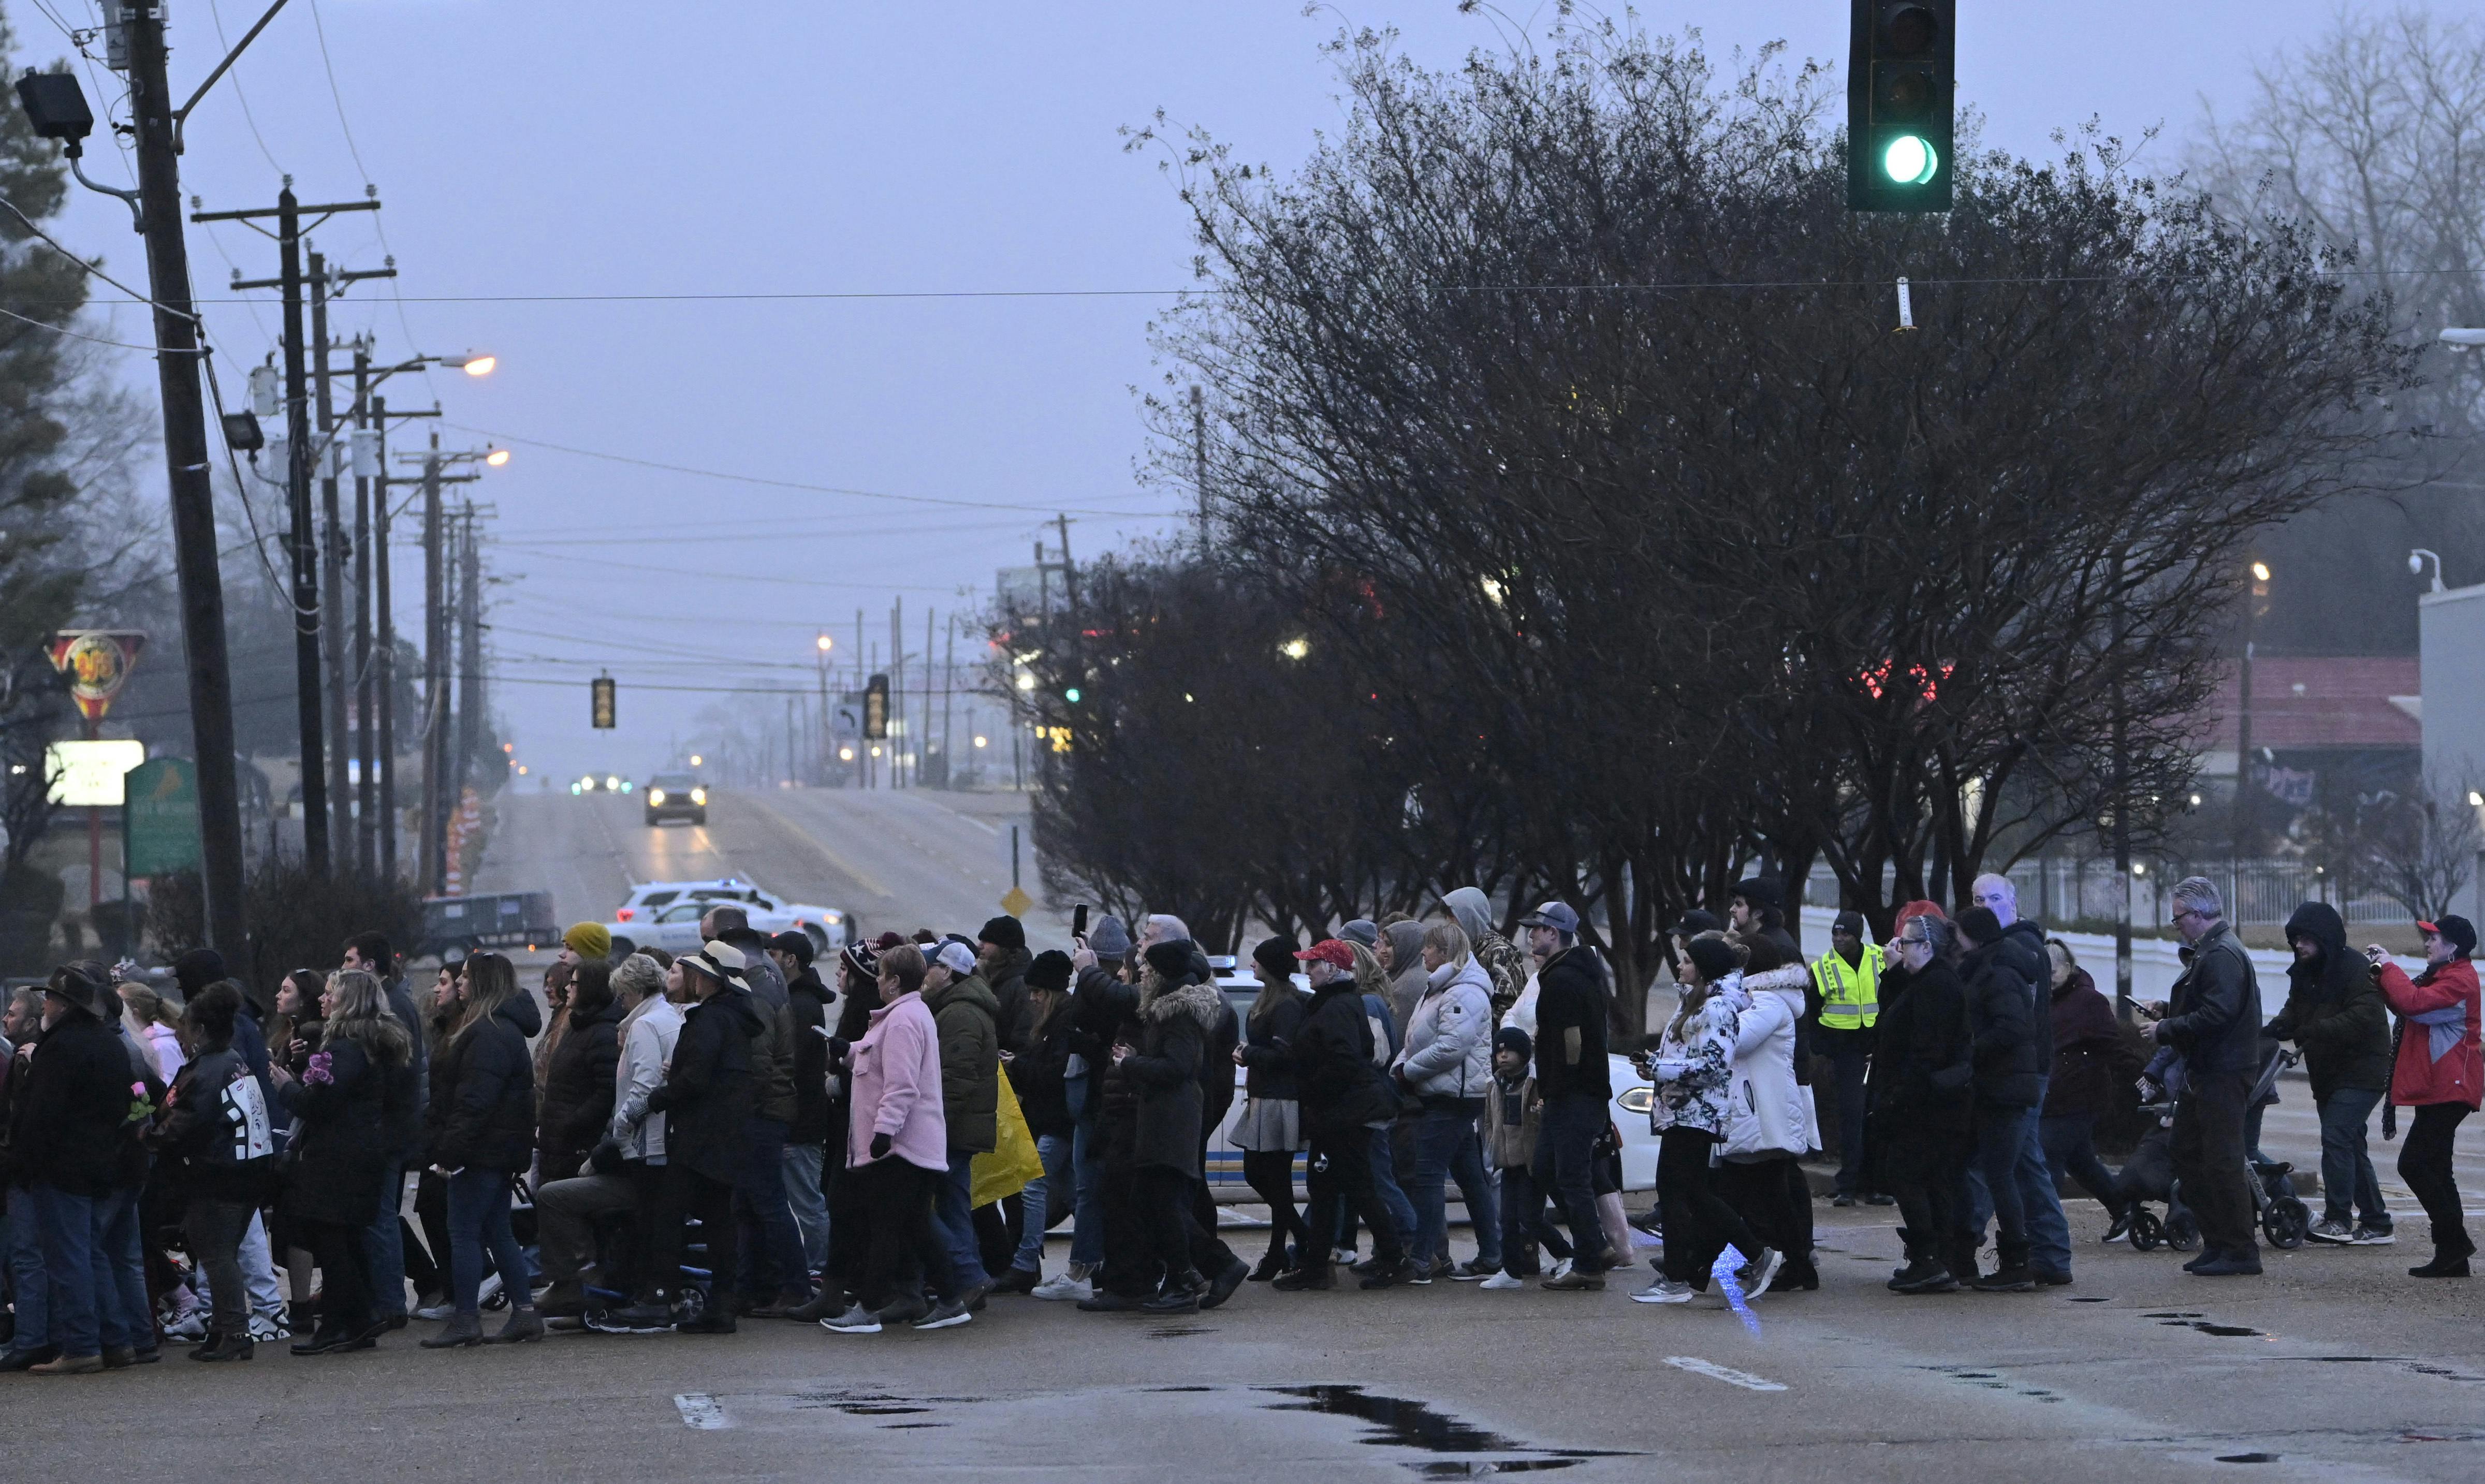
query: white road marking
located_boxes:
[675,1393,732,1429]
[1664,1356,1788,1392]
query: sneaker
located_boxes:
[1358,1256,1420,1290]
[1270,1266,1336,1292]
[476,1273,504,1310]
[413,1299,456,1323]
[1628,1207,1663,1234]
[591,1302,675,1335]
[162,1310,208,1343]
[2101,1210,2135,1244]
[1031,1271,1093,1303]
[2305,1218,2355,1244]
[1893,1262,1960,1296]
[2351,1225,2396,1246]
[1630,1279,1695,1304]
[1864,1193,1898,1207]
[1200,1258,1251,1311]
[912,1299,973,1330]
[874,1293,931,1327]
[1541,1266,1605,1291]
[1332,1247,1360,1266]
[247,1313,285,1343]
[1887,1256,1946,1292]
[1446,1259,1497,1282]
[1734,1248,1784,1300]
[1479,1271,1526,1291]
[819,1304,883,1334]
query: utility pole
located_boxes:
[352,342,375,877]
[373,394,397,883]
[941,613,955,791]
[421,435,447,894]
[310,251,352,870]
[456,502,483,857]
[891,597,905,789]
[126,8,247,959]
[854,608,866,789]
[923,607,935,788]
[196,184,379,877]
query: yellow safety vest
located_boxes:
[1811,948,1881,1030]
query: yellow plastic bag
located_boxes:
[971,1069,1046,1207]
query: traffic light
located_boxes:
[1848,2,1955,212]
[864,673,889,740]
[591,674,616,729]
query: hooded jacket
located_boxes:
[1123,977,1223,1173]
[1963,936,2042,1107]
[924,971,1001,1153]
[1393,956,1494,1103]
[2267,902,2393,1099]
[538,994,625,1181]
[2376,956,2482,1110]
[610,995,684,1163]
[732,941,800,1127]
[1287,979,1400,1136]
[648,985,764,1184]
[848,990,946,1172]
[1531,944,1611,1102]
[1724,963,1817,1159]
[2160,919,2264,1076]
[786,965,833,1146]
[426,991,543,1173]
[1444,888,1528,1021]
[1650,988,1739,1138]
[7,1009,135,1197]
[983,944,1034,1055]
[1007,993,1077,1140]
[1382,921,1429,1033]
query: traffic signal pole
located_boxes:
[127,10,248,959]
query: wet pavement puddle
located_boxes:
[746,1383,1638,1472]
[1920,1364,2066,1404]
[2142,1311,2264,1338]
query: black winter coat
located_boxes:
[150,1046,277,1206]
[1998,920,2056,1077]
[649,986,762,1184]
[537,996,624,1181]
[426,993,542,1173]
[280,1034,408,1226]
[787,969,833,1147]
[1202,996,1240,1139]
[1532,946,1611,1101]
[1963,939,2043,1107]
[985,946,1033,1055]
[1123,980,1221,1173]
[1237,991,1309,1100]
[7,1011,132,1197]
[1007,1001,1076,1140]
[2161,920,2265,1076]
[2269,902,2394,1099]
[1289,982,1399,1137]
[1870,959,1975,1132]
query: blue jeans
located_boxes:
[1406,1104,1501,1268]
[2317,1085,2390,1229]
[733,1116,808,1298]
[2015,1079,2071,1274]
[783,1142,829,1273]
[1967,1103,2031,1256]
[5,1184,49,1351]
[932,1147,992,1294]
[95,1185,149,1348]
[1369,1126,1416,1245]
[363,1161,408,1317]
[1533,1095,1611,1272]
[2040,1113,2124,1213]
[445,1167,531,1316]
[1012,1133,1074,1273]
[32,1184,125,1356]
[1070,1108,1105,1268]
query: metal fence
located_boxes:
[1806,857,2418,929]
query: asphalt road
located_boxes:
[11,1201,2480,1482]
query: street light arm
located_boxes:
[172,0,295,156]
[66,145,143,230]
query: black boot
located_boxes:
[1271,1261,1336,1292]
[1143,1272,1205,1314]
[191,1331,254,1362]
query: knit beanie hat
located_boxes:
[1494,1025,1533,1060]
[564,921,612,960]
[980,915,1027,953]
[1026,949,1074,992]
[1337,919,1380,949]
[1686,936,1741,985]
[1086,914,1132,961]
[1251,935,1299,981]
[1142,939,1196,983]
[840,941,880,984]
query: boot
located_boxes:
[1890,1256,1958,1294]
[1271,1262,1335,1292]
[1142,1271,1204,1314]
[285,1299,319,1336]
[482,1306,545,1344]
[1249,1247,1290,1282]
[786,1285,850,1321]
[28,1352,103,1375]
[419,1312,485,1349]
[1972,1242,2036,1292]
[191,1331,254,1362]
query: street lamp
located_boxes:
[485,448,510,467]
[2439,328,2485,349]
[2410,548,2446,593]
[448,354,496,377]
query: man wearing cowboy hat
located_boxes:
[605,942,765,1334]
[8,963,145,1373]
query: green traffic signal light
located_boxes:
[1064,687,1082,703]
[1882,135,1938,185]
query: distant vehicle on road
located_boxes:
[1203,958,1655,1193]
[642,773,707,826]
[608,876,848,959]
[418,890,558,963]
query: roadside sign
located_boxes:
[1000,886,1033,918]
[124,756,202,877]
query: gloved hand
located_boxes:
[588,1137,624,1176]
[869,1131,893,1160]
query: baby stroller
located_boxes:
[2116,1109,2200,1253]
[2131,1044,2313,1252]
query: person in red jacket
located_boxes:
[2367,916,2482,1278]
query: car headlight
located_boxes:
[1617,1086,1656,1114]
[648,789,666,805]
[690,787,707,805]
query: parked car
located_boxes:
[606,876,848,959]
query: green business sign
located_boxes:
[124,756,202,878]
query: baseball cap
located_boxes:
[1294,940,1355,971]
[2418,916,2478,957]
[1517,902,1580,935]
[931,940,978,977]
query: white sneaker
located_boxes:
[477,1273,505,1309]
[413,1299,457,1322]
[1031,1272,1092,1302]
[1479,1271,1526,1291]
[1631,1279,1695,1304]
[162,1310,208,1342]
[1549,1257,1574,1282]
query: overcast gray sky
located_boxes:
[16,0,2381,784]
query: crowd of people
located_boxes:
[0,872,2474,1370]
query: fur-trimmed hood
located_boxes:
[1140,979,1223,1031]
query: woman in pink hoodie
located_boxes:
[821,944,953,1332]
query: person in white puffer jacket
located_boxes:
[1391,921,1502,1280]
[1718,933,1821,1291]
[1632,934,1780,1305]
